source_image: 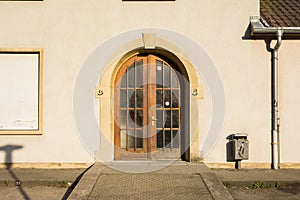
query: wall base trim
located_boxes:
[0,162,94,169]
[205,162,300,169]
[1,162,300,169]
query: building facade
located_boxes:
[0,0,299,168]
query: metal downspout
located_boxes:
[272,29,283,169]
[250,16,300,169]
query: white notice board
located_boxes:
[0,53,40,131]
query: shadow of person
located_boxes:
[0,145,23,169]
[0,144,30,200]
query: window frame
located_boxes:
[0,48,43,135]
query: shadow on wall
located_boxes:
[0,144,30,200]
[226,135,235,162]
[0,145,23,168]
[242,24,252,40]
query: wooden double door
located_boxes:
[114,55,182,160]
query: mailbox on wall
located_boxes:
[227,133,249,169]
[232,133,249,160]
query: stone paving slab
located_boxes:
[229,187,300,200]
[214,169,300,200]
[101,161,209,174]
[212,168,300,182]
[0,168,88,200]
[0,186,67,200]
[0,168,86,182]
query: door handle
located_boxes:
[151,116,157,126]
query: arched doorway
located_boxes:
[114,52,190,160]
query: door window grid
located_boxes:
[119,60,144,150]
[155,60,180,150]
[116,55,181,157]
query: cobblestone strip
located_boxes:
[88,174,213,200]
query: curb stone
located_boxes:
[67,163,105,200]
[200,172,234,200]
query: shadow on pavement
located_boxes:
[62,164,94,200]
[0,144,30,200]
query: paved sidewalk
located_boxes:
[0,168,86,183]
[1,163,299,199]
[212,168,300,200]
[68,161,233,200]
[213,168,300,185]
[0,168,87,200]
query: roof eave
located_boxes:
[250,16,300,39]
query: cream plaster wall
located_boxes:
[278,41,300,164]
[1,0,299,166]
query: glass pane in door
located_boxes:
[117,59,144,151]
[156,60,163,88]
[154,59,180,150]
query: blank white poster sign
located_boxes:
[0,53,40,131]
